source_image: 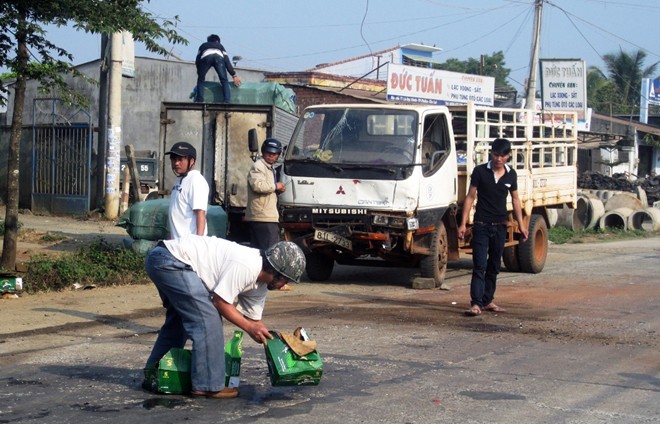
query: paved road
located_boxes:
[1,228,659,423]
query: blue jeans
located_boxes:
[470,222,506,308]
[145,246,226,391]
[195,54,231,103]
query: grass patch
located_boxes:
[549,226,651,244]
[38,232,68,243]
[23,238,148,293]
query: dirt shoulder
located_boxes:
[1,206,129,264]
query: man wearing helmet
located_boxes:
[245,138,285,250]
[164,142,210,239]
[143,235,306,399]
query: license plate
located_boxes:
[314,230,352,250]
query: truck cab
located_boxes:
[278,104,460,283]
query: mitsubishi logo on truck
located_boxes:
[336,185,346,195]
[312,208,367,215]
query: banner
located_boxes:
[386,64,494,106]
[646,78,660,105]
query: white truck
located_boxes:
[278,102,578,287]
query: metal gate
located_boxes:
[31,99,93,215]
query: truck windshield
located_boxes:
[285,107,417,166]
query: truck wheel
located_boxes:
[305,252,334,281]
[420,221,448,287]
[518,214,548,274]
[502,245,520,272]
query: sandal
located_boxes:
[190,387,239,399]
[483,303,506,313]
[465,305,482,316]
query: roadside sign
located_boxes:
[386,64,494,106]
[540,59,587,119]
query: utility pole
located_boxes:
[96,34,109,210]
[104,32,123,219]
[640,78,650,124]
[525,0,543,110]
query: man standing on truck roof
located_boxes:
[165,142,210,239]
[458,138,528,317]
[194,34,241,103]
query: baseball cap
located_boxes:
[165,142,197,159]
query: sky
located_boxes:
[25,0,660,94]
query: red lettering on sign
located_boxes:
[391,71,413,91]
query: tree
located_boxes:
[0,1,186,272]
[433,50,515,91]
[587,65,620,115]
[598,48,659,115]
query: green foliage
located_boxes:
[24,238,148,293]
[642,133,660,149]
[37,232,67,243]
[589,49,660,115]
[549,227,650,244]
[433,50,514,91]
[0,0,188,106]
[547,226,575,244]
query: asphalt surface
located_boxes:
[0,213,658,423]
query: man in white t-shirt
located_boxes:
[165,142,210,239]
[143,235,306,399]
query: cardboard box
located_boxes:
[264,331,323,386]
[143,331,243,394]
[0,274,23,294]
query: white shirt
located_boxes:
[168,170,209,239]
[163,235,267,320]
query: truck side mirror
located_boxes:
[248,129,259,153]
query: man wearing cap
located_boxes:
[245,138,285,250]
[143,236,306,398]
[458,138,529,317]
[164,142,210,239]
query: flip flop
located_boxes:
[465,305,482,316]
[484,303,506,313]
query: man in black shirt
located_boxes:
[458,138,528,316]
[194,34,241,103]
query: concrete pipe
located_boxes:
[604,192,644,212]
[599,207,634,230]
[546,207,559,228]
[627,207,660,232]
[556,205,577,231]
[573,195,605,230]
